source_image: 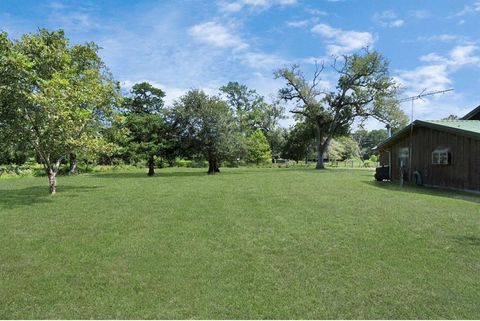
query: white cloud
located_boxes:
[395,44,480,118]
[419,44,480,68]
[449,44,480,66]
[373,10,405,28]
[311,23,375,55]
[391,19,404,27]
[47,2,99,31]
[240,52,287,69]
[287,20,310,28]
[304,8,328,16]
[189,21,248,50]
[452,1,480,17]
[218,0,297,12]
[395,65,452,93]
[409,10,430,19]
[418,34,466,43]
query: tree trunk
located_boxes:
[208,159,220,174]
[46,168,57,194]
[316,141,325,169]
[69,153,77,175]
[147,155,155,176]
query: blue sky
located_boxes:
[1,0,480,128]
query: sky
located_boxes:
[1,0,480,129]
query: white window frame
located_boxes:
[432,148,450,165]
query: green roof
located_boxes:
[424,120,480,134]
[376,119,480,149]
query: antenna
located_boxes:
[397,88,454,184]
[399,88,454,122]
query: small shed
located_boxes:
[376,106,480,192]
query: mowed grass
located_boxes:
[0,167,479,319]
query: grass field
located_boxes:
[0,167,479,319]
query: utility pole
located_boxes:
[398,88,454,183]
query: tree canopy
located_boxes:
[121,82,170,176]
[170,90,241,174]
[276,50,407,169]
[0,29,120,193]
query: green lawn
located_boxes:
[0,167,479,319]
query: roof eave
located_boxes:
[461,105,480,120]
[376,120,480,150]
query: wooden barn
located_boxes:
[376,105,480,192]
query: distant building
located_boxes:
[376,105,480,192]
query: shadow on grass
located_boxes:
[363,180,480,204]
[88,169,262,179]
[452,235,480,246]
[89,171,209,179]
[0,185,102,210]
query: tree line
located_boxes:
[0,29,407,193]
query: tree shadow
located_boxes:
[89,169,254,179]
[451,235,480,246]
[363,180,480,204]
[0,185,102,210]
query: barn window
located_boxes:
[432,148,451,165]
[398,147,409,167]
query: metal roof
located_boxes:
[376,119,480,149]
[424,120,480,134]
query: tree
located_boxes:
[246,129,272,164]
[122,82,169,176]
[170,90,240,174]
[0,29,120,193]
[282,121,316,163]
[443,114,458,120]
[220,82,284,160]
[326,139,345,163]
[327,136,360,163]
[337,136,360,160]
[353,128,388,159]
[275,50,404,169]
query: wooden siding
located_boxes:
[379,125,480,191]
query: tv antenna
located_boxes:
[397,88,454,184]
[399,88,454,122]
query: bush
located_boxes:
[175,159,208,168]
[0,163,138,179]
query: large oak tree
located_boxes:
[170,90,240,174]
[275,50,405,169]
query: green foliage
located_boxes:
[442,114,459,120]
[276,50,406,169]
[120,82,170,175]
[220,82,284,134]
[174,159,209,168]
[170,89,241,172]
[0,29,120,192]
[282,121,316,162]
[327,136,360,162]
[326,139,345,162]
[123,82,165,114]
[246,129,272,164]
[353,128,388,159]
[220,82,284,160]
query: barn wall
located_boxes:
[380,126,480,191]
